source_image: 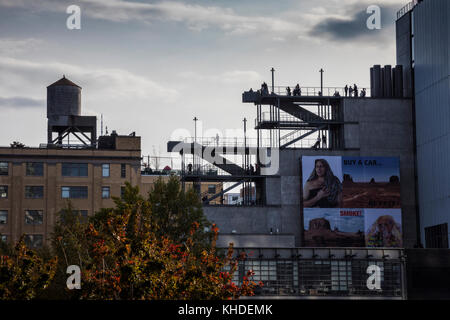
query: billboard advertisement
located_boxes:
[302,156,402,247]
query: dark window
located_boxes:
[0,186,7,199]
[0,162,8,176]
[62,163,88,177]
[25,210,43,225]
[121,186,125,199]
[1,235,7,243]
[24,234,43,248]
[102,186,110,199]
[26,162,44,176]
[61,186,88,199]
[121,164,126,178]
[60,209,88,223]
[0,210,7,224]
[102,164,110,177]
[208,185,216,194]
[25,186,44,199]
[425,223,449,248]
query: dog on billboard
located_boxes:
[366,215,402,247]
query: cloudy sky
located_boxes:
[0,0,407,157]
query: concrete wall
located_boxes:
[412,0,450,247]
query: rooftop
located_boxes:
[47,75,81,88]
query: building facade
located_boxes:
[0,135,141,247]
[397,0,450,248]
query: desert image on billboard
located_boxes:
[303,209,365,247]
[342,157,401,208]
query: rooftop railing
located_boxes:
[257,86,370,98]
[397,0,418,20]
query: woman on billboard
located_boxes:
[303,159,342,208]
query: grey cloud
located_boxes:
[308,4,398,40]
[0,96,45,108]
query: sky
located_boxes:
[343,157,400,182]
[0,0,408,158]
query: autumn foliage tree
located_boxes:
[0,237,57,299]
[50,177,260,299]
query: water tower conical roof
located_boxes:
[47,75,81,89]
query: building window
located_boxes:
[121,186,125,199]
[61,186,88,199]
[25,186,44,199]
[0,235,7,243]
[0,162,8,176]
[208,185,216,194]
[121,164,126,178]
[102,164,110,177]
[102,186,110,199]
[425,223,449,248]
[25,210,43,225]
[0,210,7,224]
[26,162,44,176]
[24,234,43,248]
[62,163,88,177]
[60,209,88,223]
[0,186,7,199]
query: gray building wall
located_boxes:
[412,0,450,247]
[205,97,417,248]
[396,11,413,98]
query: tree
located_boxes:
[0,237,57,299]
[49,180,259,299]
[81,212,257,299]
[147,177,211,245]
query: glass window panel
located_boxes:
[25,186,44,199]
[62,163,88,177]
[102,186,110,199]
[0,162,8,176]
[102,164,110,177]
[25,210,43,225]
[0,186,8,198]
[61,186,88,199]
[121,164,126,178]
[26,162,44,176]
[0,210,7,224]
[24,234,43,248]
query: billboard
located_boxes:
[302,156,402,247]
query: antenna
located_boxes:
[101,114,103,136]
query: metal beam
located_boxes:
[280,125,327,149]
[204,180,244,204]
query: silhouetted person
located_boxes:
[349,86,353,97]
[353,84,358,97]
[286,86,291,96]
[344,85,348,97]
[312,136,320,149]
[318,90,322,96]
[187,163,192,173]
[322,134,327,148]
[250,164,254,175]
[261,82,269,95]
[360,88,366,97]
[293,84,301,96]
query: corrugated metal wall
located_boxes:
[413,0,450,246]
